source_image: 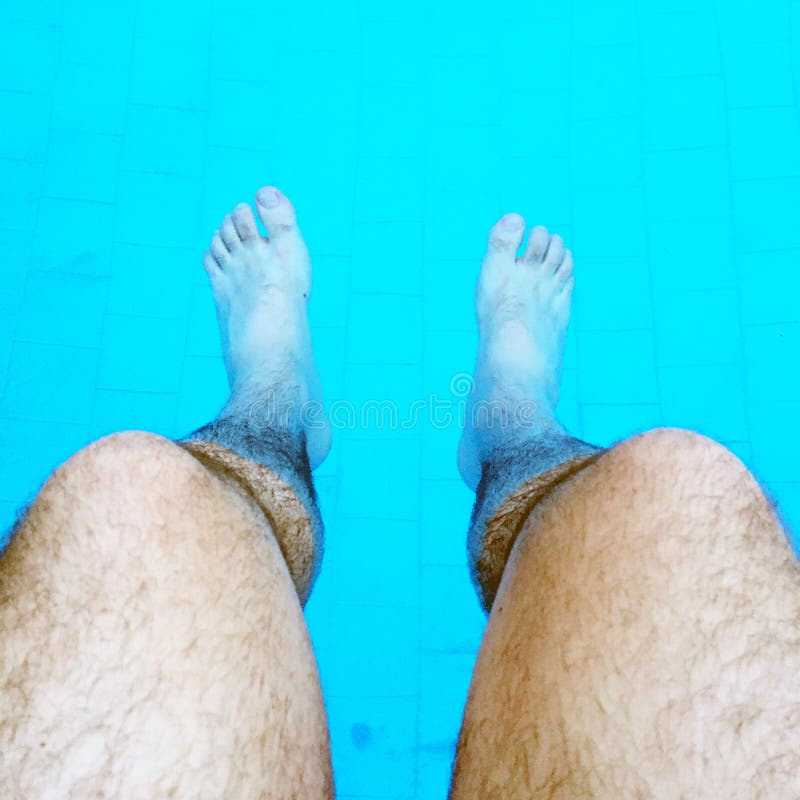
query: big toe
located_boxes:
[487,213,526,255]
[256,186,299,238]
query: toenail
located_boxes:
[500,214,524,231]
[257,188,281,209]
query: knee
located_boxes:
[607,427,759,504]
[47,431,212,506]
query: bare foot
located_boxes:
[458,214,575,489]
[203,187,331,470]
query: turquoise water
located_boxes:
[1,0,799,796]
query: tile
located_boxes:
[0,418,91,502]
[718,0,792,44]
[0,91,50,161]
[122,106,206,177]
[338,438,420,519]
[419,651,474,744]
[729,107,800,181]
[0,159,44,231]
[420,479,473,566]
[581,404,663,446]
[571,117,642,188]
[328,695,417,799]
[428,57,501,124]
[572,187,647,257]
[110,244,194,319]
[361,20,426,87]
[733,178,800,252]
[116,171,204,248]
[351,223,424,295]
[52,62,129,134]
[186,286,222,358]
[628,0,713,12]
[426,14,500,56]
[421,565,484,653]
[99,315,187,393]
[654,289,742,365]
[91,389,179,439]
[314,327,347,402]
[424,190,503,261]
[62,0,134,66]
[355,158,425,223]
[135,0,211,44]
[422,330,478,405]
[176,355,228,433]
[281,53,360,124]
[327,519,420,606]
[417,651,474,798]
[0,20,59,92]
[422,261,478,333]
[499,89,570,158]
[3,0,65,24]
[272,121,359,190]
[342,363,424,438]
[771,482,800,543]
[723,41,796,107]
[500,18,571,90]
[501,157,572,228]
[0,234,33,306]
[0,501,21,549]
[744,323,800,403]
[16,271,107,349]
[32,198,115,275]
[571,44,640,119]
[323,603,420,696]
[130,37,209,108]
[578,330,659,404]
[291,185,354,257]
[0,342,98,424]
[643,147,731,222]
[45,130,123,203]
[643,76,726,151]
[659,364,748,442]
[648,218,736,291]
[426,124,500,192]
[574,257,653,330]
[739,250,800,324]
[310,256,351,328]
[209,13,284,80]
[573,0,637,45]
[640,12,721,77]
[749,403,800,483]
[347,295,423,364]
[559,367,582,435]
[360,87,426,158]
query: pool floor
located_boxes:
[1,0,799,796]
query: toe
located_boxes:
[544,234,566,270]
[487,213,526,254]
[203,251,221,277]
[220,214,240,250]
[210,233,229,265]
[557,250,574,283]
[256,186,298,238]
[523,226,551,264]
[232,203,260,241]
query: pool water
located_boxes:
[1,0,799,796]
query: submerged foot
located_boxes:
[203,187,331,470]
[458,214,575,489]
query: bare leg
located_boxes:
[0,189,334,798]
[452,217,800,798]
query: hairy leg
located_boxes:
[452,216,800,798]
[0,188,334,798]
